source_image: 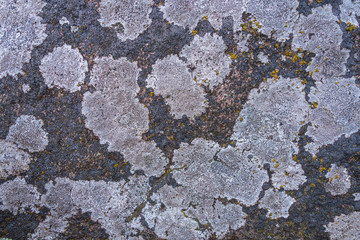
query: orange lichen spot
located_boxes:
[192,30,198,35]
[275,43,279,48]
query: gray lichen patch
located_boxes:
[0,140,31,179]
[146,55,207,119]
[180,33,231,90]
[6,115,48,153]
[340,0,360,27]
[258,188,295,219]
[97,0,153,41]
[39,44,88,93]
[292,5,342,52]
[245,0,299,41]
[172,138,268,206]
[0,0,47,78]
[27,175,150,239]
[324,164,351,196]
[325,211,360,240]
[0,177,40,215]
[82,56,167,176]
[307,77,360,155]
[159,0,246,31]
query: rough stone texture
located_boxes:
[40,44,88,92]
[1,0,360,239]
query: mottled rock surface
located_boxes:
[1,0,360,239]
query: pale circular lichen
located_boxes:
[40,44,88,92]
[6,115,49,153]
[146,55,207,119]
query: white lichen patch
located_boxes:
[59,17,69,25]
[340,0,360,27]
[292,5,342,52]
[180,33,231,89]
[247,77,309,126]
[40,44,88,92]
[145,184,247,239]
[22,84,31,93]
[354,193,360,201]
[31,175,149,239]
[307,47,350,81]
[82,56,167,176]
[259,189,295,219]
[325,211,360,240]
[325,164,351,196]
[257,52,269,64]
[245,0,299,41]
[173,139,268,206]
[234,34,250,52]
[146,55,207,119]
[232,77,308,190]
[272,162,307,191]
[0,177,40,214]
[0,0,47,78]
[97,0,153,41]
[6,115,48,153]
[160,0,246,31]
[0,140,31,178]
[306,77,360,155]
[143,139,253,238]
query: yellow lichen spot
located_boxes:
[298,30,303,34]
[284,23,288,27]
[170,136,174,140]
[202,15,208,21]
[166,21,170,25]
[300,60,307,66]
[270,69,279,80]
[194,76,197,82]
[239,117,243,121]
[334,175,339,179]
[319,166,327,172]
[114,164,119,168]
[329,177,333,183]
[215,70,219,75]
[335,81,339,85]
[274,163,280,168]
[229,52,238,60]
[310,183,316,188]
[272,158,276,163]
[275,43,279,48]
[312,101,318,109]
[315,69,319,72]
[256,21,262,29]
[124,162,128,165]
[346,22,356,31]
[292,53,299,63]
[192,30,198,36]
[292,155,298,161]
[149,92,154,97]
